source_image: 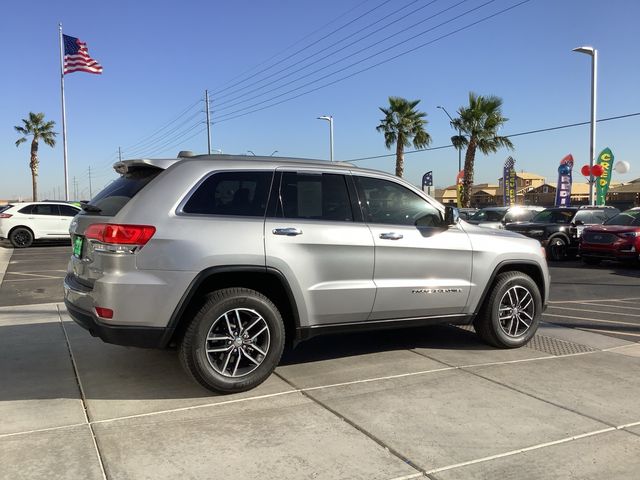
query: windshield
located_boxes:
[532,209,576,224]
[84,167,162,216]
[604,210,640,226]
[469,209,506,222]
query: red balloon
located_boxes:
[581,165,591,176]
[591,164,604,177]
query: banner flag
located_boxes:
[422,171,433,189]
[455,170,464,208]
[554,154,574,207]
[503,156,516,206]
[596,148,614,206]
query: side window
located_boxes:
[277,172,353,222]
[591,211,610,224]
[18,205,33,214]
[573,211,592,224]
[31,204,60,216]
[182,171,272,217]
[59,205,80,217]
[354,176,441,226]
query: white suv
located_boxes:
[0,202,81,248]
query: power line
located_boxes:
[213,0,475,114]
[124,111,203,157]
[210,0,395,97]
[212,0,529,124]
[344,112,640,162]
[140,123,206,158]
[213,0,432,106]
[120,98,202,152]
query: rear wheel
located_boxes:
[179,288,285,393]
[9,227,33,248]
[474,271,542,348]
[547,236,568,261]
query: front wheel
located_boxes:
[179,288,285,394]
[547,237,568,261]
[474,271,542,348]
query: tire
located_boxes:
[582,256,601,266]
[474,271,542,348]
[9,227,33,248]
[179,287,285,394]
[547,236,568,261]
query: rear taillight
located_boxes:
[0,214,12,218]
[85,224,156,245]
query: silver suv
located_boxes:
[64,154,549,393]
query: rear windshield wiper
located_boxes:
[81,203,102,213]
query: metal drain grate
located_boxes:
[525,334,597,356]
[451,325,596,356]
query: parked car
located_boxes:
[0,202,81,248]
[579,208,640,265]
[64,153,549,393]
[457,207,478,221]
[505,206,619,261]
[467,206,544,229]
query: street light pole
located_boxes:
[317,115,334,162]
[573,46,598,206]
[437,106,461,172]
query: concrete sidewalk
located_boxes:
[1,302,639,479]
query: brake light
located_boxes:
[95,307,114,319]
[85,224,156,245]
[0,214,12,218]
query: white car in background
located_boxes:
[0,202,81,248]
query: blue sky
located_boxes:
[1,0,639,200]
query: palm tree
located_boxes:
[450,93,513,207]
[14,112,57,201]
[377,96,431,178]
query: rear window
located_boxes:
[532,209,576,224]
[469,209,506,222]
[0,205,12,213]
[605,210,640,226]
[85,168,161,216]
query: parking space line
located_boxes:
[387,473,425,480]
[3,277,65,283]
[425,427,617,475]
[579,327,640,338]
[578,301,640,311]
[611,299,640,305]
[543,312,640,327]
[0,422,87,439]
[548,304,640,318]
[58,307,107,480]
[5,272,65,280]
[548,297,640,304]
[603,343,640,352]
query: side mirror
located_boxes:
[573,220,584,226]
[444,206,459,226]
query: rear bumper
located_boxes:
[64,299,167,348]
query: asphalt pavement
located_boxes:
[1,245,640,479]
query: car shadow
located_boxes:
[0,321,487,402]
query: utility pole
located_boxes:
[118,146,122,162]
[88,166,93,198]
[73,176,78,200]
[205,89,212,155]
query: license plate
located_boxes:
[73,236,84,258]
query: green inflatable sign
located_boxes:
[596,147,614,206]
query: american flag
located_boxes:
[63,34,103,75]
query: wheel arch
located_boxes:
[9,225,35,237]
[473,260,546,317]
[161,266,300,348]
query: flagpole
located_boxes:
[58,23,70,201]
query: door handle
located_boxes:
[272,227,303,236]
[379,232,403,240]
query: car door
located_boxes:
[30,204,63,236]
[56,204,80,236]
[353,175,473,320]
[264,169,375,326]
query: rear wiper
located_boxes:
[81,203,102,213]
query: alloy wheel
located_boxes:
[204,308,270,378]
[497,285,535,337]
